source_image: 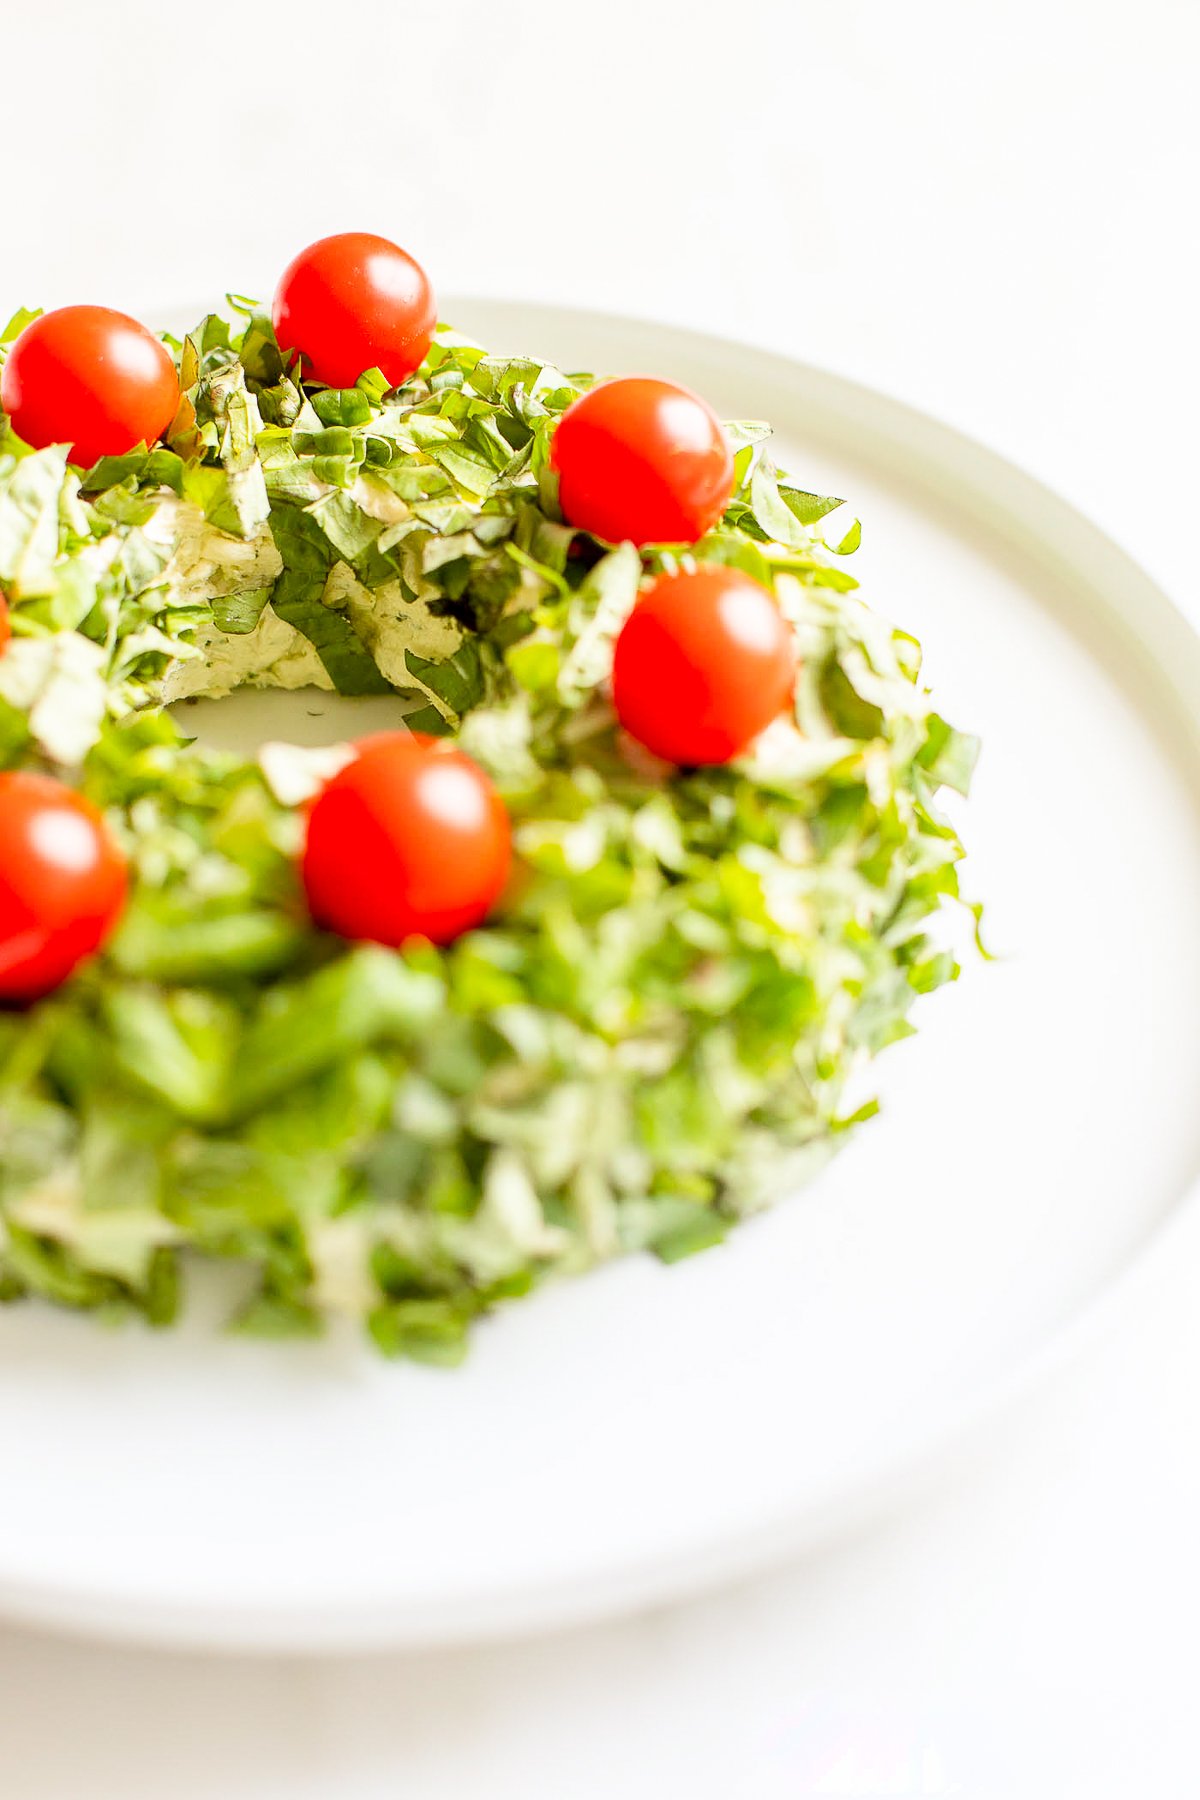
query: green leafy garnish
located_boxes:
[0,304,978,1356]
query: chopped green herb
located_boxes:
[0,303,978,1357]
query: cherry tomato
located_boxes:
[272,233,438,390]
[0,773,128,1005]
[551,378,735,547]
[0,590,10,657]
[0,306,179,472]
[612,565,797,765]
[303,732,511,947]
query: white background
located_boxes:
[2,0,1199,1791]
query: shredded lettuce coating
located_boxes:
[0,302,979,1360]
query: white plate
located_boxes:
[2,300,1199,1653]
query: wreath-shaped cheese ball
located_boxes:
[0,238,977,1359]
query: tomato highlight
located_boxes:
[551,377,734,547]
[0,773,128,1005]
[0,306,179,472]
[273,233,437,390]
[303,732,511,948]
[612,565,797,765]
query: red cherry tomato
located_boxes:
[612,565,797,765]
[0,306,179,472]
[550,378,735,547]
[303,733,511,947]
[0,590,10,657]
[272,233,438,390]
[0,772,128,1005]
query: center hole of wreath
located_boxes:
[170,688,420,757]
